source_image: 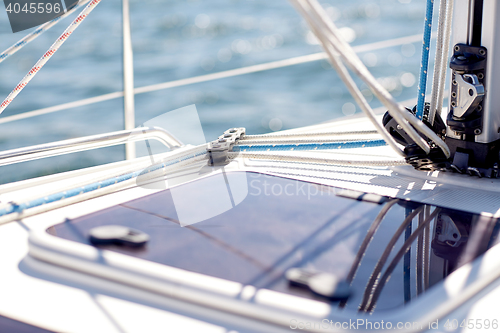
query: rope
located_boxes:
[241,130,378,140]
[297,0,426,154]
[298,0,450,157]
[416,209,424,295]
[404,207,413,303]
[290,0,406,157]
[291,0,451,159]
[428,0,447,124]
[239,137,378,145]
[339,199,399,309]
[366,208,439,312]
[234,139,386,152]
[0,0,101,116]
[0,0,90,64]
[423,205,431,290]
[359,206,423,312]
[436,0,454,122]
[416,0,435,120]
[0,148,207,221]
[429,0,455,125]
[229,152,406,167]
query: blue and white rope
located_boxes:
[0,150,207,218]
[234,139,386,152]
[416,0,435,120]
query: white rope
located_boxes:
[0,0,91,64]
[291,0,451,158]
[435,0,455,123]
[290,0,406,157]
[292,0,426,155]
[429,0,454,125]
[239,137,377,145]
[429,0,448,125]
[0,0,101,115]
[242,130,378,140]
[230,152,406,167]
[307,0,435,153]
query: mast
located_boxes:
[445,0,500,176]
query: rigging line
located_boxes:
[404,207,413,303]
[290,0,406,157]
[339,199,399,309]
[0,0,91,64]
[0,152,208,226]
[416,0,435,120]
[229,152,406,167]
[366,208,440,312]
[0,34,425,125]
[358,206,423,312]
[0,0,102,116]
[416,209,425,295]
[423,205,431,290]
[428,0,449,125]
[345,0,449,157]
[295,0,433,157]
[238,138,379,145]
[0,147,207,220]
[242,130,378,140]
[435,0,455,124]
[301,0,450,158]
[0,144,206,210]
[233,139,387,152]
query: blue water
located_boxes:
[0,0,429,183]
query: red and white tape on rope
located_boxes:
[0,0,101,114]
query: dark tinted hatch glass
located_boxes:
[47,172,500,312]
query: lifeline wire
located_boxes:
[416,0,435,120]
[0,0,90,64]
[0,0,101,115]
[0,34,424,125]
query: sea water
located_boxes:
[0,0,429,183]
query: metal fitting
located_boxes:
[207,127,246,166]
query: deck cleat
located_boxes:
[285,268,351,301]
[89,225,150,247]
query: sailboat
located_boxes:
[0,0,499,332]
